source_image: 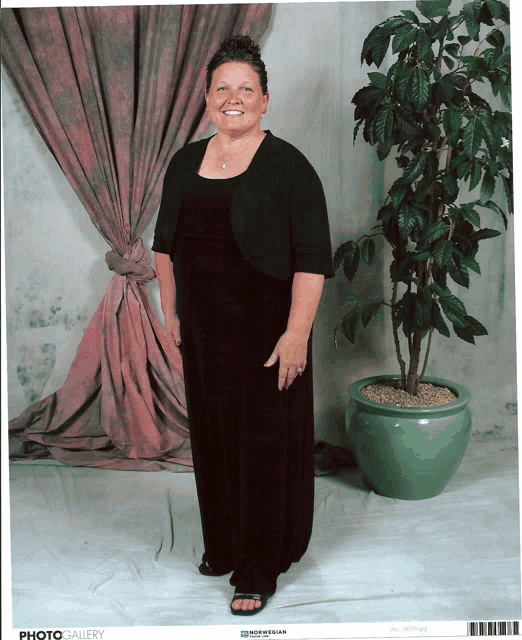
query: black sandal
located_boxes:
[198,554,231,577]
[230,591,273,616]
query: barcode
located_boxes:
[468,622,520,636]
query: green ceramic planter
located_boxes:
[346,375,472,500]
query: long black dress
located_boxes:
[172,173,315,596]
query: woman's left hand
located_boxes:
[264,330,308,391]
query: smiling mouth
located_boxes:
[223,110,244,116]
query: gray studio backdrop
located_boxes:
[4,1,516,446]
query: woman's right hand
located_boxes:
[165,314,181,347]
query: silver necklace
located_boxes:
[214,135,257,170]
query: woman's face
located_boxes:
[205,62,269,137]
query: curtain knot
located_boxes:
[105,239,156,284]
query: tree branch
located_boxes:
[391,280,407,389]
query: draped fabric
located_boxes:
[2,4,273,471]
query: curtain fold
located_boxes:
[2,4,273,471]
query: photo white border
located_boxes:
[1,1,520,639]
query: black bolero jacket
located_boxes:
[152,130,334,282]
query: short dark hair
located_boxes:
[206,35,268,95]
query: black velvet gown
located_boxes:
[173,173,315,595]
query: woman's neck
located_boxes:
[214,127,265,152]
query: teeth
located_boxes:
[224,111,243,115]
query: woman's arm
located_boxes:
[154,252,181,346]
[264,272,325,390]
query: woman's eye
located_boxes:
[242,87,252,92]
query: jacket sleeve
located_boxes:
[151,151,182,256]
[289,151,335,278]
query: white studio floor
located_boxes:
[7,435,521,631]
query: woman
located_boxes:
[153,35,333,616]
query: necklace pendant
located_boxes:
[222,162,227,169]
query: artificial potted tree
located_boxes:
[336,0,512,499]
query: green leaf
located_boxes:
[438,293,467,327]
[368,72,387,89]
[470,228,501,242]
[381,16,412,36]
[430,282,447,298]
[453,153,473,180]
[392,24,418,54]
[361,24,382,65]
[496,80,511,111]
[343,293,360,305]
[343,244,361,282]
[402,151,428,184]
[463,0,482,40]
[353,118,364,145]
[361,238,376,265]
[435,74,464,107]
[361,302,382,327]
[424,220,450,244]
[433,239,454,267]
[414,296,433,331]
[375,106,395,146]
[432,302,451,337]
[458,35,472,45]
[463,116,484,159]
[432,17,450,45]
[502,174,514,215]
[390,184,410,210]
[341,308,359,344]
[460,255,481,274]
[395,64,414,103]
[377,202,393,223]
[398,207,418,237]
[352,85,383,107]
[334,240,352,272]
[469,160,483,191]
[445,42,460,57]
[495,49,511,69]
[481,199,508,229]
[443,55,455,70]
[371,37,392,68]
[443,104,463,145]
[395,112,421,138]
[463,50,487,72]
[377,138,394,161]
[361,24,393,68]
[460,206,481,227]
[479,2,495,26]
[448,256,470,288]
[486,29,505,48]
[396,291,417,335]
[479,110,500,159]
[442,175,459,199]
[467,92,490,112]
[480,168,496,205]
[416,29,433,59]
[416,0,451,19]
[465,314,488,336]
[486,0,510,23]
[410,67,430,110]
[453,324,476,344]
[401,9,420,23]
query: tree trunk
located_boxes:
[407,329,423,395]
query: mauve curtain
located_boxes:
[2,4,272,471]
